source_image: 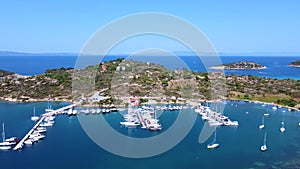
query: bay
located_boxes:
[0,101,300,169]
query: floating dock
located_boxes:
[13,103,79,151]
[136,110,147,129]
[13,116,45,150]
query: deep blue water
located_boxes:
[0,55,300,79]
[0,101,300,169]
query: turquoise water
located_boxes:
[0,101,300,168]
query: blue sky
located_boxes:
[1,0,300,54]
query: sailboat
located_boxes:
[45,102,53,113]
[31,107,40,121]
[0,123,12,150]
[260,131,267,152]
[280,121,285,132]
[279,116,286,132]
[207,129,219,149]
[259,116,265,129]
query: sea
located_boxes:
[0,55,300,80]
[0,55,300,169]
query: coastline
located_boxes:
[0,97,72,103]
[1,96,298,112]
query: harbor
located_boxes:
[1,100,300,169]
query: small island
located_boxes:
[288,60,300,67]
[211,61,266,70]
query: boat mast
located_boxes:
[213,129,217,143]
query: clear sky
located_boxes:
[1,0,300,54]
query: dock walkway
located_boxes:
[136,110,147,129]
[13,103,78,151]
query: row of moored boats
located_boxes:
[120,106,163,131]
[195,104,239,126]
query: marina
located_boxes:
[0,101,300,169]
[12,103,79,150]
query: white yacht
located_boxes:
[44,116,55,122]
[24,139,34,145]
[260,132,267,152]
[0,145,11,150]
[120,121,140,127]
[280,121,285,132]
[5,137,18,142]
[40,122,53,127]
[149,123,162,131]
[35,127,47,133]
[45,103,53,113]
[0,123,16,147]
[67,108,73,116]
[207,130,219,149]
[72,110,78,115]
[31,107,40,121]
[259,116,265,129]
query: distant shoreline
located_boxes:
[210,66,267,70]
[210,61,267,70]
[0,97,299,112]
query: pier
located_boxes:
[136,110,147,129]
[13,103,78,151]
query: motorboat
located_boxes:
[5,137,18,143]
[259,116,265,129]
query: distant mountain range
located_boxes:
[0,51,300,57]
[0,51,77,56]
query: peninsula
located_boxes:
[211,61,266,70]
[289,60,300,67]
[0,58,299,109]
